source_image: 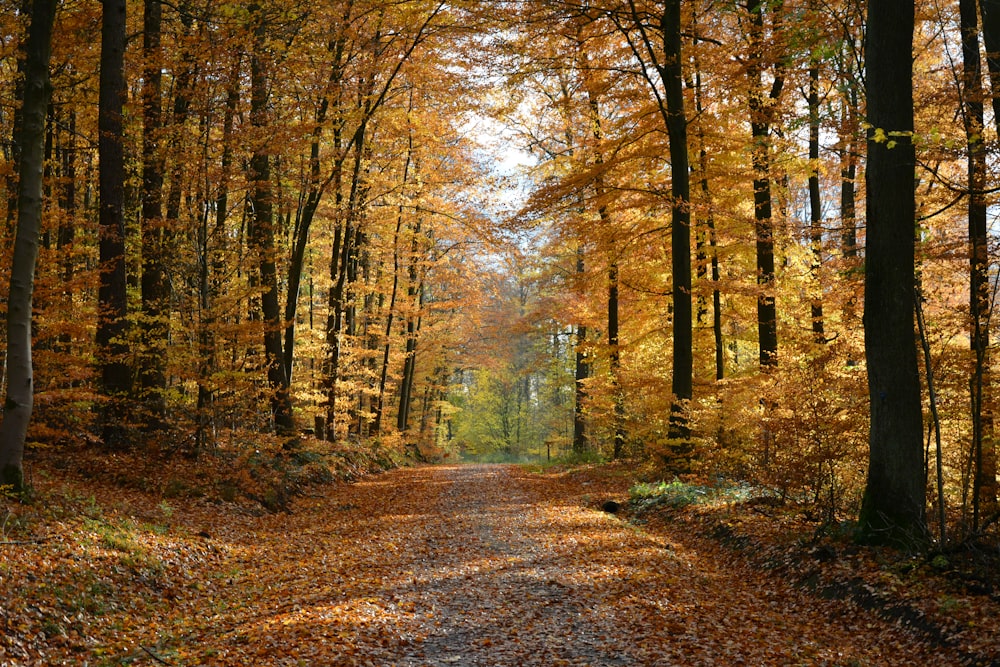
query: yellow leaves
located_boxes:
[869,125,914,150]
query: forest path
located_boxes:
[180,463,960,666]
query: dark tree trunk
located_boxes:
[374,125,414,434]
[808,48,825,343]
[745,0,783,369]
[196,55,241,451]
[138,0,168,430]
[97,0,132,448]
[839,91,859,260]
[0,0,56,491]
[980,0,1000,125]
[283,41,345,387]
[56,109,76,355]
[608,260,626,458]
[691,10,724,380]
[661,0,693,440]
[326,148,362,438]
[397,220,423,433]
[572,246,589,455]
[961,0,997,523]
[249,6,294,435]
[582,64,626,458]
[858,0,926,547]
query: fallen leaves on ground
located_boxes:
[1,459,987,665]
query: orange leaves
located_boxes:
[3,459,996,665]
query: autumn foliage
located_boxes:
[2,0,1000,657]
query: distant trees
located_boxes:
[4,0,1000,547]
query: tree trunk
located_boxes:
[397,223,424,433]
[745,0,783,369]
[196,54,241,451]
[858,0,926,547]
[572,246,589,455]
[0,0,56,491]
[374,125,414,434]
[249,6,294,435]
[581,60,625,458]
[960,0,997,523]
[691,10,724,381]
[56,108,76,356]
[839,90,859,260]
[97,0,132,448]
[138,0,168,431]
[660,0,693,440]
[807,45,825,343]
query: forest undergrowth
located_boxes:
[0,453,997,665]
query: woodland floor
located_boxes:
[2,456,999,666]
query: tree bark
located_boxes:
[660,0,693,440]
[691,9,724,381]
[374,121,414,434]
[960,0,997,523]
[0,0,56,491]
[397,221,424,433]
[572,246,589,455]
[249,4,294,435]
[858,0,926,547]
[138,0,168,430]
[745,0,783,369]
[807,42,825,343]
[97,0,132,448]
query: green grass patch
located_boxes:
[629,478,769,511]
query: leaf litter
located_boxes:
[1,461,984,665]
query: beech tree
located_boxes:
[0,0,56,491]
[607,0,692,441]
[858,0,926,545]
[247,2,295,435]
[97,0,131,448]
[138,0,167,431]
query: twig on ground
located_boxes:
[141,645,173,665]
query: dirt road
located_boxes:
[187,464,961,666]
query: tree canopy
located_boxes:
[1,0,999,544]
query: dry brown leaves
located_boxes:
[0,459,983,665]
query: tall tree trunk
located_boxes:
[97,0,132,448]
[839,91,859,260]
[581,57,626,459]
[745,0,783,369]
[960,0,997,524]
[397,221,423,433]
[691,9,724,380]
[196,54,241,450]
[325,129,366,438]
[374,123,414,434]
[980,0,1000,124]
[0,0,56,491]
[249,5,294,435]
[660,0,693,441]
[608,260,626,458]
[138,0,168,431]
[808,43,825,343]
[572,246,589,455]
[283,34,347,387]
[858,0,926,547]
[56,108,76,356]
